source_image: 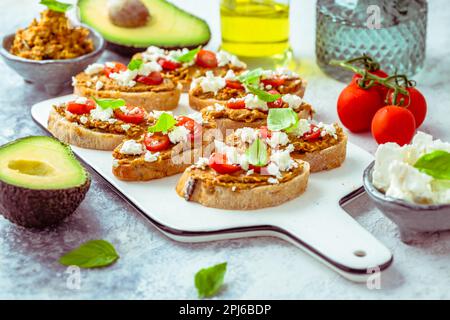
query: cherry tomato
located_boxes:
[248,164,268,174]
[209,153,241,174]
[352,69,389,100]
[259,126,272,139]
[261,78,285,88]
[195,49,218,68]
[136,72,164,86]
[114,106,145,124]
[387,87,427,128]
[337,82,384,133]
[371,106,416,146]
[227,99,246,109]
[66,98,96,115]
[226,80,244,90]
[177,116,202,142]
[157,58,181,71]
[267,90,283,108]
[144,133,171,152]
[104,62,127,78]
[302,125,321,142]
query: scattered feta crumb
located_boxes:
[215,50,246,68]
[119,140,144,155]
[109,69,138,87]
[95,80,104,91]
[121,124,131,131]
[71,76,77,86]
[79,116,88,124]
[138,61,162,76]
[74,97,88,104]
[90,106,114,122]
[86,81,92,87]
[246,169,255,176]
[232,186,237,192]
[192,71,226,94]
[224,69,237,81]
[85,63,104,75]
[168,126,190,144]
[194,157,209,169]
[282,94,303,110]
[244,94,268,111]
[235,127,259,144]
[268,177,280,184]
[267,131,289,149]
[317,122,337,139]
[144,151,160,162]
[150,110,173,119]
[112,159,119,168]
[290,119,311,137]
[214,103,225,111]
[108,119,117,124]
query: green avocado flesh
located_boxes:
[78,0,211,48]
[0,136,87,190]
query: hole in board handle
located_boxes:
[354,250,367,258]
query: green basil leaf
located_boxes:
[195,262,227,299]
[247,85,281,102]
[39,0,72,13]
[148,113,177,133]
[245,138,268,167]
[267,108,299,131]
[414,150,450,180]
[59,240,119,268]
[237,68,263,86]
[128,58,143,71]
[93,98,126,110]
[175,47,201,63]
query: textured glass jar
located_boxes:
[316,0,428,81]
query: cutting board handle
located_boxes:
[277,206,393,282]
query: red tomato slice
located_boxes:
[114,106,145,124]
[248,164,268,174]
[261,78,286,88]
[104,62,127,78]
[136,72,164,86]
[259,126,272,139]
[302,125,321,142]
[66,98,96,115]
[177,116,202,142]
[158,58,181,71]
[226,80,244,90]
[195,49,218,68]
[227,99,246,109]
[209,153,241,174]
[144,133,171,152]
[267,90,283,108]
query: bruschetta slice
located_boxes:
[73,60,181,111]
[134,46,247,92]
[176,137,310,210]
[112,112,212,181]
[200,92,313,137]
[226,109,347,172]
[188,68,307,110]
[48,97,149,150]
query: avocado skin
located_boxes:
[0,177,91,229]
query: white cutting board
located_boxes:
[31,94,393,282]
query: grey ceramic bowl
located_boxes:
[363,161,450,244]
[0,25,105,95]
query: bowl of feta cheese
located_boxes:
[363,132,450,244]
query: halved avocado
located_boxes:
[78,0,211,55]
[0,136,90,229]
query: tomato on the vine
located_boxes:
[371,106,416,146]
[352,69,389,99]
[387,87,427,128]
[337,82,384,133]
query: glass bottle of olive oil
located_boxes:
[220,0,290,58]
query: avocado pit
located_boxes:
[108,0,150,28]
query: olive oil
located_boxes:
[220,0,290,58]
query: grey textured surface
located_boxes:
[0,0,449,299]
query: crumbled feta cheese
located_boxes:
[185,112,203,124]
[109,69,138,87]
[138,61,162,76]
[108,119,117,124]
[193,71,226,94]
[150,110,173,119]
[144,151,160,162]
[215,50,246,68]
[224,69,237,81]
[246,169,255,176]
[194,157,209,169]
[119,140,144,155]
[142,46,166,61]
[282,94,303,110]
[166,48,189,62]
[105,62,116,68]
[267,131,289,149]
[74,97,88,104]
[265,85,272,90]
[232,186,237,192]
[268,177,280,184]
[90,106,114,122]
[267,162,281,178]
[373,132,450,205]
[92,76,98,81]
[71,76,77,86]
[235,127,259,144]
[79,116,88,124]
[168,126,190,144]
[95,80,104,91]
[215,141,240,165]
[85,63,104,75]
[244,94,268,111]
[290,119,311,137]
[270,147,296,172]
[121,124,131,131]
[86,81,92,87]
[112,159,119,168]
[214,103,225,111]
[317,122,337,139]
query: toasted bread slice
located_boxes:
[48,108,125,150]
[74,84,181,112]
[176,160,310,210]
[188,82,307,112]
[292,134,347,172]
